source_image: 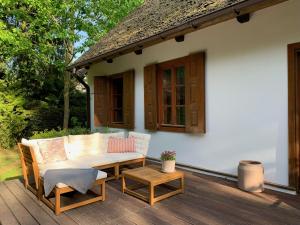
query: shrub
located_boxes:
[28,106,64,132]
[0,81,32,149]
[31,127,90,139]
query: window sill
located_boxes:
[158,125,186,133]
[109,123,128,129]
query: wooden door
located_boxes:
[288,43,300,191]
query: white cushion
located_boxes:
[74,155,117,167]
[22,137,69,165]
[39,160,84,176]
[128,132,151,156]
[103,152,144,163]
[59,152,144,168]
[21,138,44,165]
[66,133,102,159]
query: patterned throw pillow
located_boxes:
[128,132,151,156]
[37,138,67,163]
[107,137,136,153]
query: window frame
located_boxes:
[94,70,134,129]
[109,73,124,127]
[157,56,189,132]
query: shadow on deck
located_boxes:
[1,170,300,225]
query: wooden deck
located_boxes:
[1,170,300,225]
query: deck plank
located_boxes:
[4,180,58,225]
[14,179,78,225]
[0,182,38,225]
[1,167,300,225]
[0,193,19,225]
[64,184,148,225]
[183,173,300,224]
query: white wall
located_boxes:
[87,0,300,186]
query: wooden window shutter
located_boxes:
[185,52,206,133]
[144,64,158,130]
[123,70,135,129]
[94,76,109,127]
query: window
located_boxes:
[144,52,205,133]
[157,58,188,131]
[94,70,134,129]
[110,75,124,124]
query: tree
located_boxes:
[0,80,31,149]
[0,0,143,128]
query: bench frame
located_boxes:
[94,157,146,181]
[18,143,106,215]
[18,143,146,215]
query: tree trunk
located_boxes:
[63,40,74,129]
[63,70,71,129]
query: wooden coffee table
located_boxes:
[122,166,184,205]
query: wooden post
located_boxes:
[55,188,61,215]
[38,179,43,200]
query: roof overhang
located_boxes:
[68,0,287,71]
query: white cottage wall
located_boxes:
[87,0,300,185]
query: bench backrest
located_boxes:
[18,143,40,191]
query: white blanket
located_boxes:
[43,168,98,196]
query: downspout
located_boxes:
[71,69,91,129]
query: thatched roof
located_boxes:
[71,0,284,68]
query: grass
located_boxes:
[0,147,22,181]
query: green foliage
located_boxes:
[92,126,116,133]
[0,0,143,98]
[0,81,32,149]
[160,151,176,161]
[0,0,143,83]
[0,0,143,148]
[31,127,90,139]
[70,117,82,128]
[102,126,111,134]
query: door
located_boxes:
[288,43,300,191]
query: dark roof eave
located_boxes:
[68,0,287,70]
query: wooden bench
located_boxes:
[18,143,106,215]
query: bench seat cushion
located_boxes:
[78,152,144,167]
[103,152,144,163]
[39,152,144,176]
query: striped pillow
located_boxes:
[107,137,136,153]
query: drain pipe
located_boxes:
[71,68,91,129]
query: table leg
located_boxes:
[149,184,154,206]
[180,176,185,193]
[115,164,120,180]
[122,176,126,193]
